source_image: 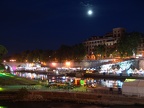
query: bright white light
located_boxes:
[52,62,57,67]
[87,10,93,15]
[65,61,71,67]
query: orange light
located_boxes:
[65,61,71,67]
[10,59,16,62]
[52,62,57,67]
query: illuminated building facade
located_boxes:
[137,36,144,57]
[83,27,126,59]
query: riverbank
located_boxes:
[1,101,144,108]
[1,89,144,107]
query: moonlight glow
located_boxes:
[87,10,93,15]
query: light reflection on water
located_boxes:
[11,71,123,88]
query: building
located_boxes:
[83,27,126,59]
[137,36,144,57]
[112,27,126,39]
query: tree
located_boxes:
[117,32,141,58]
[94,45,106,59]
[72,43,86,62]
[106,46,117,58]
[0,45,8,63]
[55,45,72,62]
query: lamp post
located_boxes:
[65,61,71,68]
[51,62,57,67]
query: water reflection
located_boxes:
[84,78,123,88]
[11,71,48,80]
[11,71,123,88]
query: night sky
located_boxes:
[1,0,144,55]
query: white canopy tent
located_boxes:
[122,79,144,97]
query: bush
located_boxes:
[27,94,43,101]
[16,87,29,99]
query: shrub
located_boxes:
[16,87,29,100]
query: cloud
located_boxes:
[80,0,93,8]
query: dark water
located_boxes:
[0,101,144,108]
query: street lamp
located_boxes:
[65,61,71,68]
[51,62,57,67]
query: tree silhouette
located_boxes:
[0,45,8,63]
[117,32,141,58]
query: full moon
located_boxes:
[87,10,93,15]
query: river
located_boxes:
[11,71,124,89]
[1,71,144,108]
